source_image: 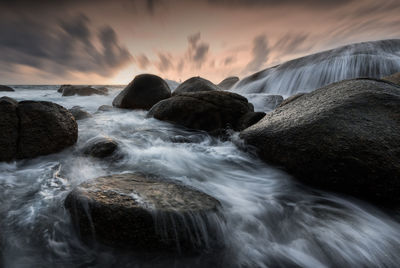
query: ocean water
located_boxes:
[1,86,400,268]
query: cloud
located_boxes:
[135,54,151,69]
[243,34,269,73]
[207,0,353,8]
[156,52,173,72]
[0,13,132,78]
[223,56,235,66]
[187,32,210,68]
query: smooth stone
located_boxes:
[82,136,118,158]
[69,106,92,120]
[173,77,220,96]
[217,76,239,90]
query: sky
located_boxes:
[0,0,399,85]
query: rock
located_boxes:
[173,77,220,95]
[17,101,78,159]
[65,173,223,252]
[112,74,171,110]
[218,76,239,90]
[244,94,284,111]
[383,72,400,85]
[68,106,92,120]
[278,93,307,108]
[0,85,14,92]
[57,84,72,93]
[237,112,265,130]
[148,91,254,133]
[240,79,400,207]
[0,97,18,161]
[62,86,108,96]
[96,105,114,113]
[82,136,118,158]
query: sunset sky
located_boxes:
[0,0,399,85]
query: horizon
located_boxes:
[1,0,399,85]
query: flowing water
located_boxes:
[1,85,400,268]
[233,39,400,96]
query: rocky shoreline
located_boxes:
[1,70,400,256]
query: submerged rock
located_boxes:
[148,91,254,133]
[218,76,239,90]
[0,97,18,161]
[112,74,171,110]
[383,72,400,85]
[82,136,118,158]
[240,79,400,207]
[17,101,78,159]
[62,86,108,96]
[96,105,115,113]
[173,77,220,95]
[0,98,78,161]
[65,173,223,252]
[57,84,72,93]
[68,106,92,120]
[0,85,14,92]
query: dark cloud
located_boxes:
[223,56,235,66]
[156,52,173,72]
[0,13,132,77]
[207,0,352,8]
[187,32,209,68]
[135,54,150,69]
[243,35,269,73]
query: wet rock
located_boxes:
[62,86,108,96]
[65,173,223,252]
[17,101,78,159]
[240,79,400,207]
[173,77,220,96]
[69,106,92,120]
[57,84,72,93]
[148,91,254,133]
[217,76,239,90]
[112,74,171,110]
[0,85,14,92]
[82,136,118,158]
[278,93,307,108]
[96,105,114,113]
[237,112,265,130]
[244,94,284,111]
[383,72,400,85]
[0,97,18,161]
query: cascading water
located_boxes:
[1,86,400,267]
[233,39,400,96]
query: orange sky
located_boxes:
[0,0,399,84]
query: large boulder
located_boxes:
[17,101,78,159]
[0,85,14,92]
[57,84,71,93]
[383,72,400,85]
[65,173,223,252]
[240,79,400,207]
[173,77,220,95]
[148,91,254,132]
[0,97,18,161]
[62,86,108,96]
[112,74,171,110]
[68,106,92,120]
[218,76,239,90]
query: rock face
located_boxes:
[218,76,239,90]
[17,101,78,159]
[173,77,220,95]
[0,85,14,92]
[148,91,254,132]
[96,105,114,113]
[62,86,108,96]
[82,136,118,158]
[278,93,307,108]
[65,173,223,252]
[68,106,92,120]
[0,97,19,161]
[383,72,400,85]
[112,74,171,110]
[237,112,265,131]
[240,79,400,207]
